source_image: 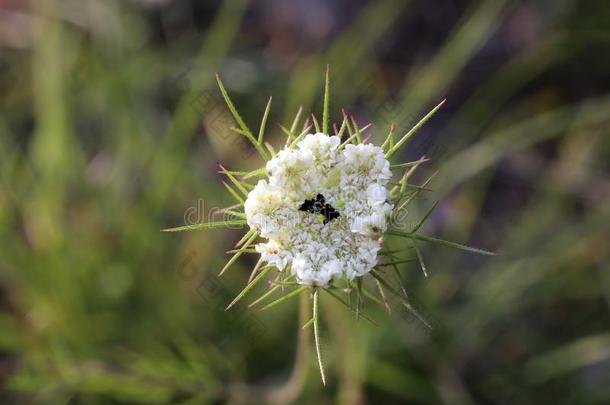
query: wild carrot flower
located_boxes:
[163,67,495,385]
[245,133,392,287]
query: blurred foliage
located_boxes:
[1,0,609,403]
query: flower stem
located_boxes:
[264,291,311,402]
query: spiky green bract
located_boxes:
[226,266,272,310]
[215,75,270,160]
[161,220,246,232]
[388,229,497,256]
[258,96,272,144]
[322,65,330,135]
[385,99,446,159]
[219,231,258,276]
[259,286,307,312]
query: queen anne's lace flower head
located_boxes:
[244,132,393,287]
[164,73,493,386]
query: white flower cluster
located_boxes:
[245,133,393,287]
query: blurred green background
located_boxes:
[1,0,610,403]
